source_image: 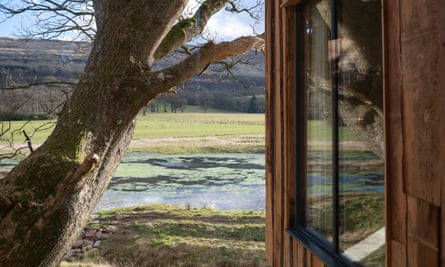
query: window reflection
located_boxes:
[304,0,333,242]
[302,0,384,265]
[337,1,384,265]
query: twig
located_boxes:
[22,130,34,153]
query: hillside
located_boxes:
[0,38,265,118]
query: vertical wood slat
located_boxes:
[273,0,284,261]
[311,254,325,267]
[297,241,306,266]
[390,241,407,267]
[439,1,445,265]
[383,1,407,265]
[282,6,297,267]
[264,0,275,264]
[267,0,285,265]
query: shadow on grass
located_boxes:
[92,204,269,267]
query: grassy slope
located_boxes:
[61,204,269,267]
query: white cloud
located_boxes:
[204,12,259,41]
[186,0,264,42]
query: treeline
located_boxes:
[144,88,265,114]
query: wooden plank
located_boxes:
[407,238,439,267]
[439,2,445,265]
[292,238,298,267]
[400,0,441,206]
[442,0,445,44]
[282,6,297,267]
[306,248,313,267]
[311,254,325,267]
[264,0,275,264]
[383,0,407,247]
[297,242,306,267]
[390,240,407,267]
[407,197,439,252]
[271,0,285,265]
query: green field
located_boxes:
[133,113,264,139]
[1,114,366,155]
[0,113,265,154]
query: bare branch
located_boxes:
[226,0,264,20]
[0,0,95,40]
[145,35,265,98]
[22,130,33,153]
[154,0,230,60]
[211,59,252,89]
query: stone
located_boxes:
[100,233,109,240]
[102,225,117,233]
[71,240,83,249]
[85,229,97,240]
[82,239,94,247]
[93,240,101,248]
[95,231,102,240]
[70,248,82,255]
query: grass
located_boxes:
[133,113,264,139]
[0,119,56,145]
[61,204,269,267]
[1,113,367,155]
[0,112,265,154]
[130,113,265,153]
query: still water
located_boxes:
[0,152,383,212]
[96,153,266,211]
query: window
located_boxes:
[288,0,385,266]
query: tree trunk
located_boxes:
[0,1,264,266]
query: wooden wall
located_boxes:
[384,0,445,266]
[265,0,445,266]
[265,0,325,266]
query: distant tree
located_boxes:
[0,1,264,266]
[198,89,214,113]
[247,94,259,113]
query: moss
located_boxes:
[8,207,67,267]
[155,18,196,58]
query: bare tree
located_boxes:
[0,1,264,266]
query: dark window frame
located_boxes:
[286,0,366,266]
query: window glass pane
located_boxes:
[304,0,333,241]
[336,0,385,265]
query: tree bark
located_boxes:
[0,1,264,266]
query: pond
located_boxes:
[0,151,383,212]
[97,153,266,211]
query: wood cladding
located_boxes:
[265,0,444,266]
[401,0,442,206]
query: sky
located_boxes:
[0,0,264,41]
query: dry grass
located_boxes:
[61,204,269,267]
